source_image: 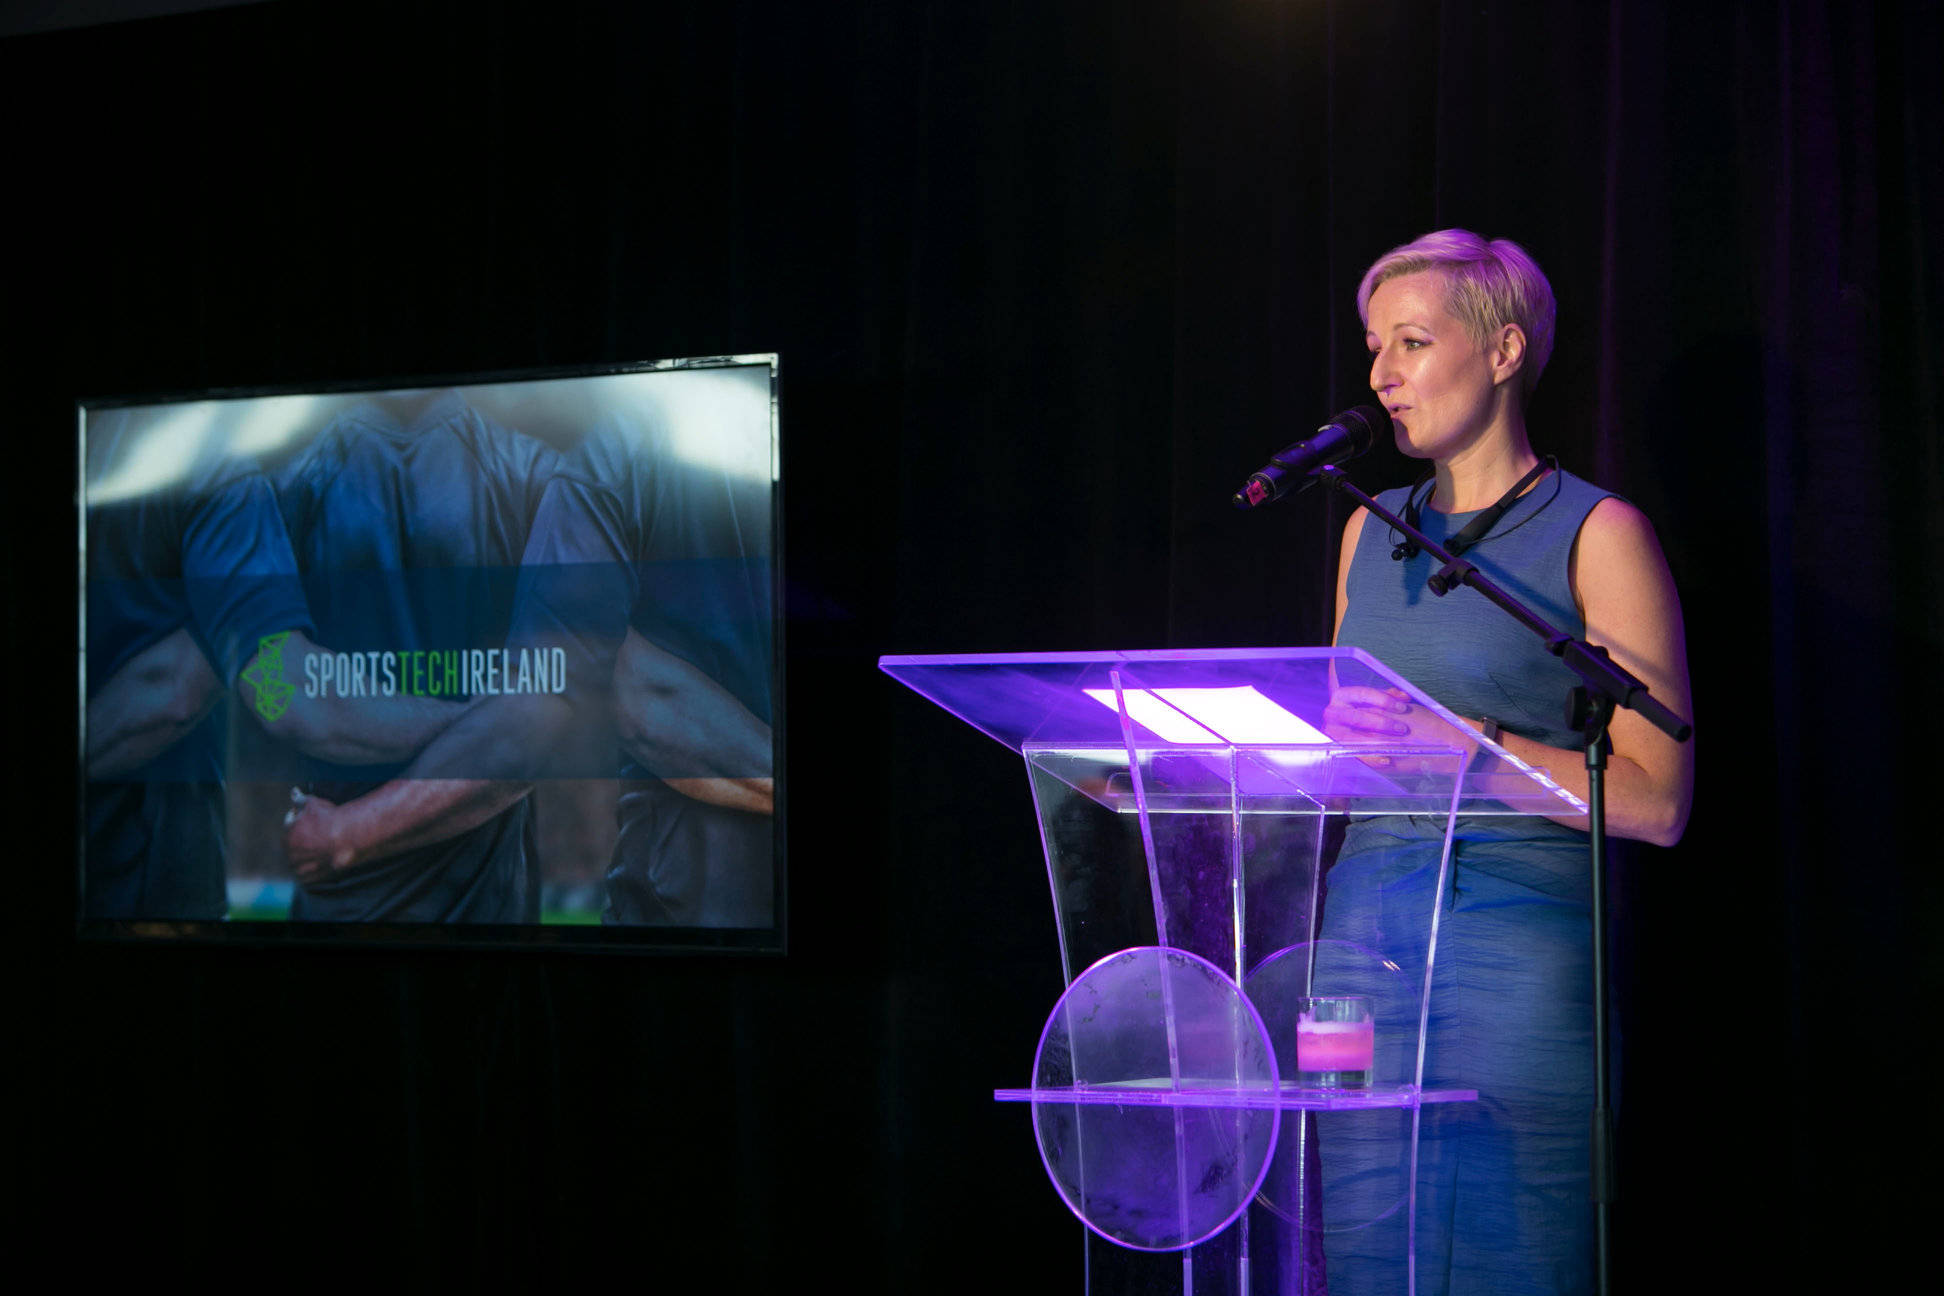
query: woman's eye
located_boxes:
[1402,338,1426,349]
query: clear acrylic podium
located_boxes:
[879,648,1587,1295]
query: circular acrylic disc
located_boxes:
[1030,945,1280,1251]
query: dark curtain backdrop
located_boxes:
[7,0,1937,1289]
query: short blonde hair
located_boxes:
[1356,230,1557,395]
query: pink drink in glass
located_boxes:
[1295,1002,1374,1088]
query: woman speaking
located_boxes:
[1322,230,1694,1294]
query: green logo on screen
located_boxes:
[242,631,295,722]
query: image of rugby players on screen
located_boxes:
[532,405,774,927]
[269,391,561,923]
[279,385,774,929]
[85,410,315,921]
[85,408,471,920]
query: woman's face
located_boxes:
[1365,271,1500,461]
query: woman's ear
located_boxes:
[1490,323,1528,388]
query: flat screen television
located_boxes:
[78,355,783,952]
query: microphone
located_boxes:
[1231,405,1388,509]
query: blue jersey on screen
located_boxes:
[85,408,314,920]
[278,392,559,923]
[515,405,773,926]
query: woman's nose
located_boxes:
[1369,349,1396,394]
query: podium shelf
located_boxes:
[995,1081,1478,1112]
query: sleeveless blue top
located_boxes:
[1338,467,1616,750]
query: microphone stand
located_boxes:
[1314,464,1692,1296]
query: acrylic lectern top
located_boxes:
[880,646,1585,816]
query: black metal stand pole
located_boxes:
[1573,687,1618,1296]
[1313,466,1691,1296]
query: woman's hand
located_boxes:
[1322,685,1481,771]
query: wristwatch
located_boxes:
[1480,716,1502,744]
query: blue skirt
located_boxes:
[1318,815,1596,1296]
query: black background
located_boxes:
[7,1,1938,1289]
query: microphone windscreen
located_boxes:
[1333,406,1388,457]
